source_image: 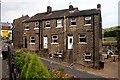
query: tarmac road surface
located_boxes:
[40,57,108,79]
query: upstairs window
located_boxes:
[56,19,62,28]
[24,23,29,30]
[70,18,76,26]
[35,21,39,28]
[30,37,35,44]
[85,17,91,25]
[84,52,91,61]
[79,34,86,43]
[45,20,50,28]
[52,35,58,43]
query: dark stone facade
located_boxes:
[17,4,102,67]
[13,15,29,48]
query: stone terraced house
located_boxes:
[13,15,29,48]
[21,4,102,67]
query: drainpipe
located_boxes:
[39,21,41,50]
[92,15,95,68]
[63,16,66,51]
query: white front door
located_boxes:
[43,36,48,49]
[68,36,73,49]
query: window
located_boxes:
[56,19,62,27]
[84,52,91,61]
[52,35,58,43]
[85,17,91,25]
[70,18,76,26]
[69,38,72,43]
[79,34,86,43]
[35,21,39,28]
[45,20,50,28]
[24,23,29,30]
[30,37,35,44]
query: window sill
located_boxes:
[45,27,51,29]
[84,59,91,61]
[78,42,87,44]
[69,25,77,27]
[29,43,36,44]
[56,26,63,28]
[34,28,39,30]
[24,29,29,31]
[84,24,91,26]
[51,43,59,45]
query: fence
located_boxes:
[8,46,19,80]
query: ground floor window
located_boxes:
[79,34,86,43]
[52,35,58,43]
[30,37,35,43]
[84,52,91,61]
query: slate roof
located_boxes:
[69,9,100,17]
[23,7,100,23]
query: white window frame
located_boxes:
[45,20,50,28]
[56,19,62,28]
[34,21,39,29]
[84,53,91,61]
[24,23,29,30]
[51,35,58,44]
[30,37,35,44]
[85,17,91,25]
[70,18,76,26]
[79,34,86,43]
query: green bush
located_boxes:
[26,53,50,78]
[20,52,50,78]
[116,30,120,53]
[58,66,64,72]
[20,52,33,78]
[13,49,26,73]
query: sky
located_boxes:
[118,1,120,26]
[1,0,120,28]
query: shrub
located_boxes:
[25,53,50,78]
[58,66,64,72]
[116,30,120,53]
[20,52,33,78]
[13,49,26,73]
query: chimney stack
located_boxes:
[97,4,101,10]
[47,6,52,13]
[69,5,74,11]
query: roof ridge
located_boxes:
[35,7,78,15]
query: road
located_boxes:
[40,57,108,79]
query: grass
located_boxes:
[103,26,120,32]
[102,37,117,42]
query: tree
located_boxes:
[20,52,33,78]
[25,53,50,78]
[104,31,116,37]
